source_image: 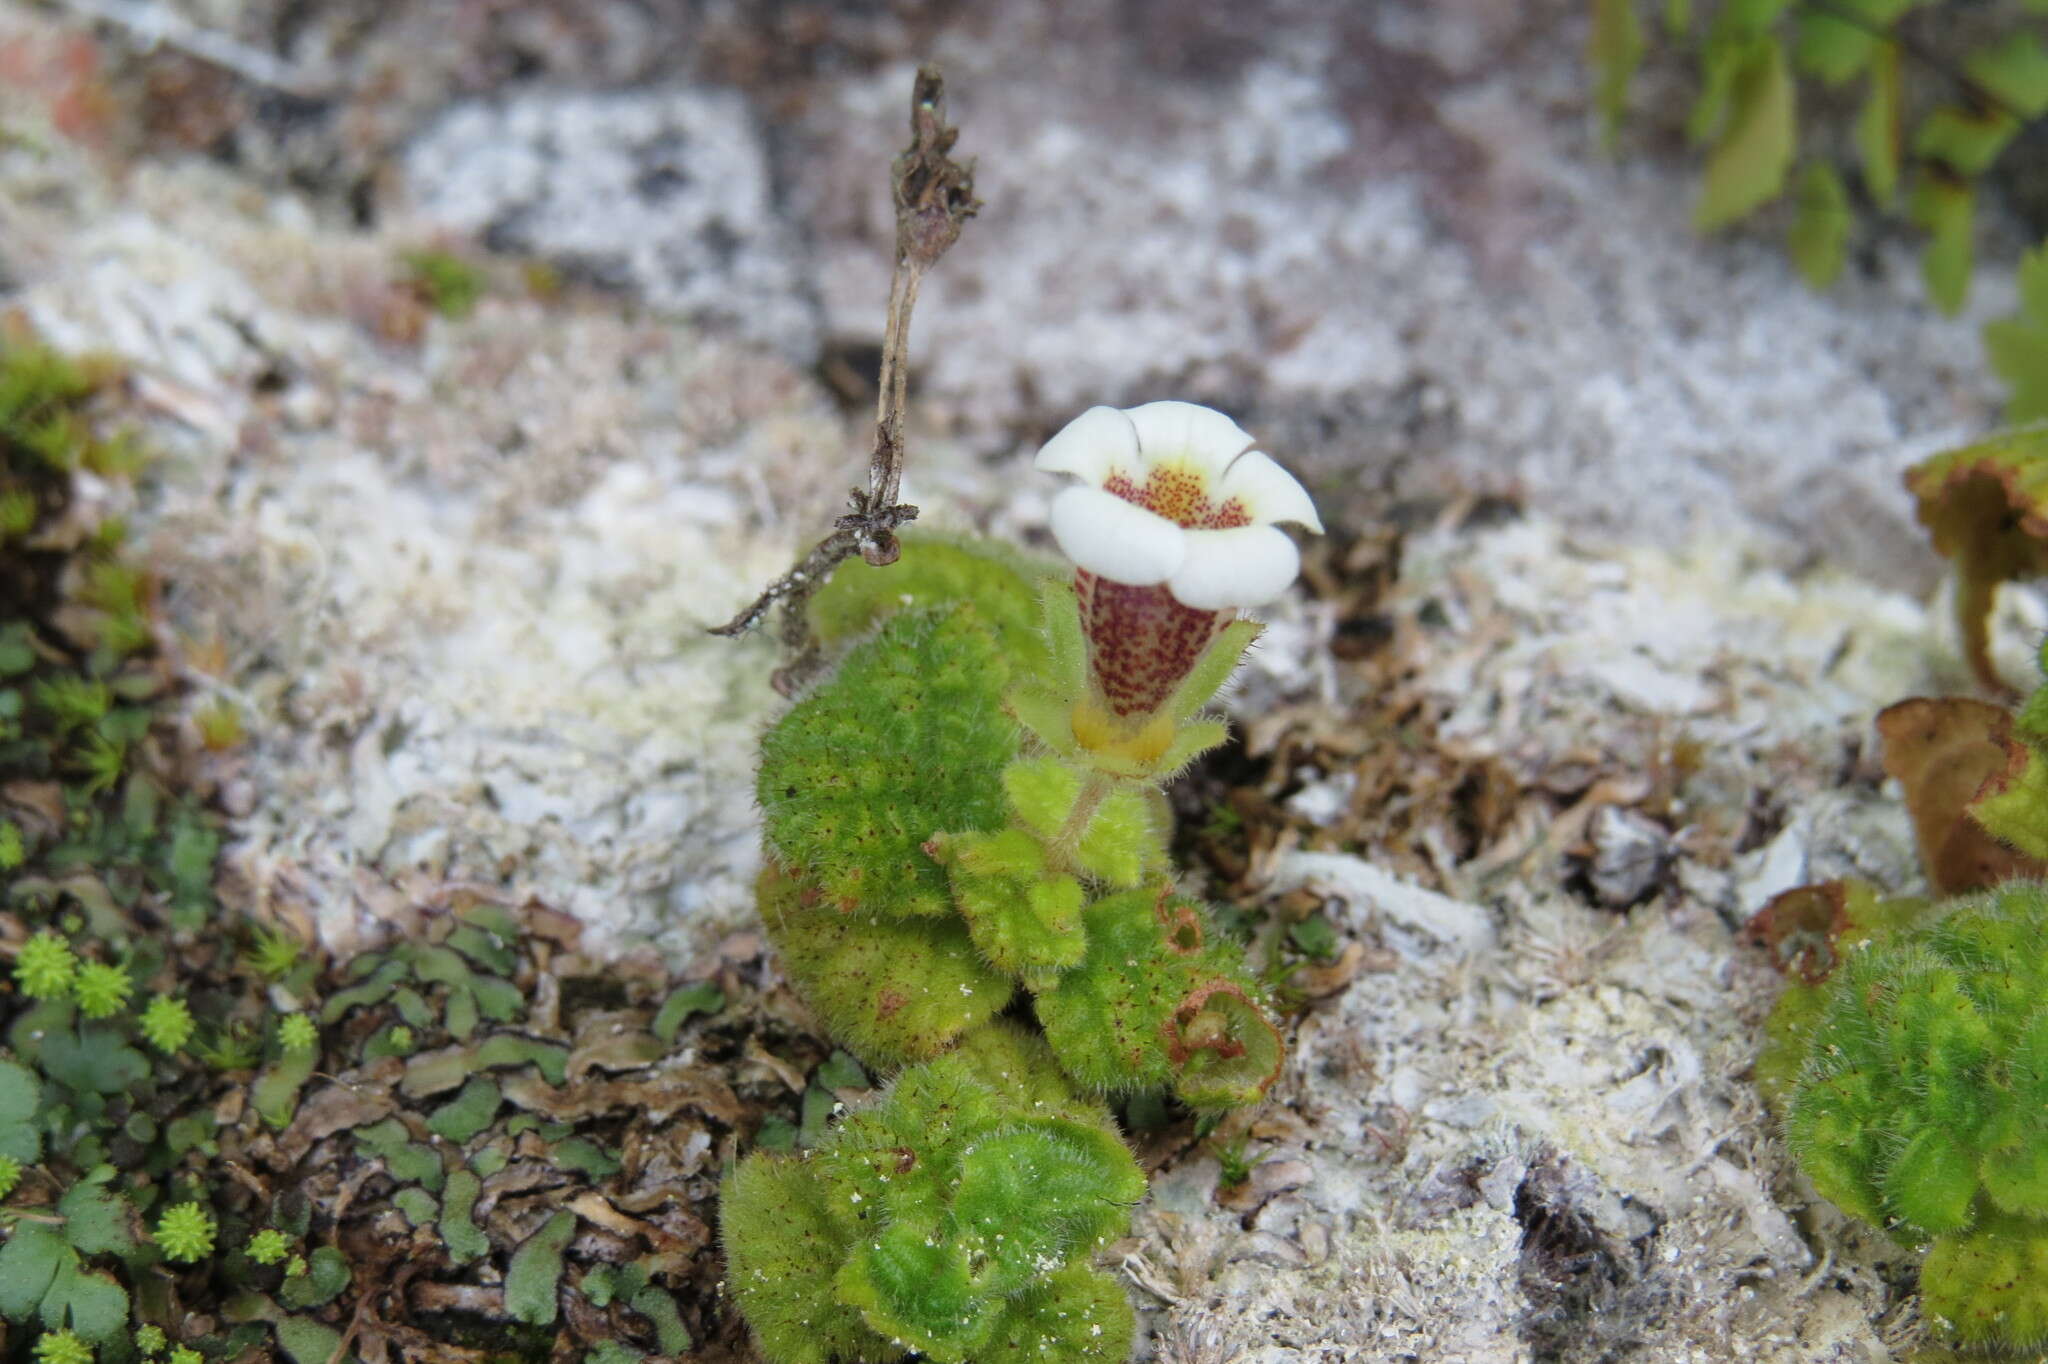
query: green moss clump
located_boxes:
[721,1026,1140,1364]
[1772,880,2048,1350]
[399,249,486,321]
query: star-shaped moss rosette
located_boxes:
[1023,401,1322,776]
[1905,425,2048,693]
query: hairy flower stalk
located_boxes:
[1035,402,1321,728]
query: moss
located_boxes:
[400,249,486,320]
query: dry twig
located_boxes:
[711,64,980,653]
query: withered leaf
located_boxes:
[1876,696,2048,894]
[1905,427,2048,692]
[1743,878,1938,983]
[500,1063,742,1127]
[279,1080,397,1163]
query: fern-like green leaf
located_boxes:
[1913,173,1976,315]
[1787,162,1850,289]
[1984,243,2048,423]
[1855,39,1903,203]
[1915,104,2021,177]
[1589,0,1645,152]
[1965,32,2048,119]
[1696,38,1796,231]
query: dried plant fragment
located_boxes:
[711,65,979,649]
[1876,696,2048,894]
[1905,427,2048,693]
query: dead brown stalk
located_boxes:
[709,64,980,662]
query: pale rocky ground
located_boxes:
[2,0,2040,1359]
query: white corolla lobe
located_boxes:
[1034,401,1322,611]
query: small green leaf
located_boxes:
[0,623,34,676]
[272,1318,344,1364]
[0,1221,66,1320]
[1688,37,1743,144]
[505,1211,577,1326]
[1912,174,1975,315]
[551,1137,620,1179]
[277,1247,349,1310]
[1589,0,1645,151]
[1915,104,2020,176]
[815,1051,869,1091]
[352,1118,445,1190]
[1696,38,1796,231]
[393,1188,437,1227]
[44,1260,129,1342]
[1966,33,2048,119]
[628,1286,692,1355]
[1792,9,1876,84]
[1714,0,1792,32]
[39,1026,147,1097]
[443,924,516,975]
[650,981,724,1043]
[1002,757,1083,841]
[1985,244,2048,423]
[469,975,523,1023]
[1162,619,1261,724]
[797,1085,836,1150]
[58,1182,137,1257]
[1074,788,1157,888]
[1289,914,1342,963]
[439,1170,488,1264]
[319,959,409,1024]
[1787,162,1851,289]
[0,1058,44,1162]
[408,945,475,992]
[444,988,479,1040]
[752,1117,798,1151]
[253,1047,316,1129]
[425,1077,500,1144]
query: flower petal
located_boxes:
[1034,405,1140,486]
[1218,450,1323,533]
[1124,401,1257,481]
[1050,485,1186,585]
[1168,524,1300,610]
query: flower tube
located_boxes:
[1035,401,1322,722]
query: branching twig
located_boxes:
[711,65,980,655]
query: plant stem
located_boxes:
[711,65,980,654]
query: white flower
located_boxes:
[1034,401,1322,610]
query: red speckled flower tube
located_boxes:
[1035,401,1322,723]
